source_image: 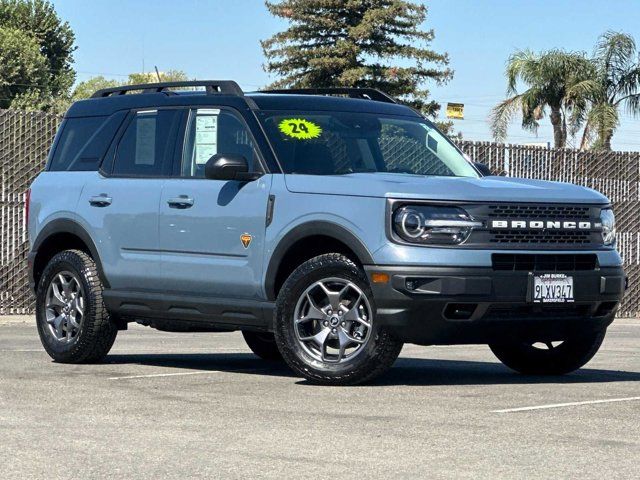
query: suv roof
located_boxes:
[66,80,421,118]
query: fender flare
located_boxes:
[31,218,110,288]
[264,221,374,300]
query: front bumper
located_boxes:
[364,264,625,345]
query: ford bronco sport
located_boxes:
[28,81,625,385]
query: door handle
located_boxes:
[167,195,194,209]
[89,194,112,207]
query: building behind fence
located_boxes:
[1,109,638,316]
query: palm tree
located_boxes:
[570,31,640,150]
[491,49,593,148]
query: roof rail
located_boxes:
[261,87,397,104]
[91,80,244,98]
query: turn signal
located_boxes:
[371,272,390,284]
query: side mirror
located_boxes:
[474,162,493,176]
[204,154,262,181]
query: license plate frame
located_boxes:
[531,273,574,304]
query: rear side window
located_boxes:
[49,116,106,171]
[112,109,182,176]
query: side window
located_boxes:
[49,116,106,171]
[181,109,260,178]
[113,109,182,176]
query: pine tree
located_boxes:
[261,0,452,117]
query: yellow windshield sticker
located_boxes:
[278,118,322,140]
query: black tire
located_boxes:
[489,329,606,375]
[36,250,118,363]
[242,331,283,361]
[274,253,403,385]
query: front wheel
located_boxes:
[274,254,403,385]
[489,329,606,375]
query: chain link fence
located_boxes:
[0,110,60,314]
[0,110,638,316]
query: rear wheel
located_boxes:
[36,250,117,363]
[489,329,606,375]
[274,254,403,385]
[242,331,282,361]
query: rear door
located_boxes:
[159,107,271,300]
[77,108,183,291]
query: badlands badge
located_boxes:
[240,233,252,249]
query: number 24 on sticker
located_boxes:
[278,118,322,139]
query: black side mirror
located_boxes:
[204,154,262,181]
[474,162,493,176]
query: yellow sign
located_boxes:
[278,118,322,139]
[446,103,464,120]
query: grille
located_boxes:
[483,304,591,321]
[492,254,598,271]
[487,204,591,220]
[489,229,592,244]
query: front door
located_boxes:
[160,107,272,300]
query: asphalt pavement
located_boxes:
[0,316,638,479]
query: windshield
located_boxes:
[257,110,478,178]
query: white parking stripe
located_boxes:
[109,371,223,380]
[492,396,640,413]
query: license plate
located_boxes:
[533,274,574,303]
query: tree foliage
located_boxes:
[569,31,640,150]
[490,49,592,148]
[71,70,191,103]
[261,0,452,117]
[0,0,75,110]
[493,31,640,151]
[0,27,49,109]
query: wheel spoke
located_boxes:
[335,329,352,362]
[339,327,365,345]
[72,296,84,317]
[53,315,65,338]
[296,293,326,323]
[48,284,66,308]
[300,327,331,348]
[70,276,81,295]
[57,274,71,297]
[318,282,343,311]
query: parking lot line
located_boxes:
[109,370,223,380]
[492,396,640,413]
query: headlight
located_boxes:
[600,208,616,246]
[393,205,482,245]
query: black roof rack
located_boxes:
[261,87,397,104]
[91,80,244,98]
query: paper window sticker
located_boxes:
[135,116,156,165]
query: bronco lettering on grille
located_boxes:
[490,220,597,229]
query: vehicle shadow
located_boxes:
[104,352,640,386]
[105,353,296,378]
[369,357,640,387]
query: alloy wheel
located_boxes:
[44,271,85,342]
[293,277,373,363]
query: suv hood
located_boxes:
[284,173,609,204]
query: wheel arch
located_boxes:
[31,219,109,290]
[264,221,374,301]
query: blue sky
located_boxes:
[52,0,640,150]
